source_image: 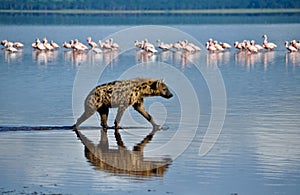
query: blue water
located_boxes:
[0,21,300,195]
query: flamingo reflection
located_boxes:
[233,50,275,72]
[285,52,300,72]
[2,48,22,63]
[206,51,230,69]
[32,50,59,66]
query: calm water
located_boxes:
[0,17,300,194]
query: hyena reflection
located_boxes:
[72,78,173,130]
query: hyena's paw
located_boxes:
[101,124,109,131]
[114,125,124,130]
[71,124,78,130]
[153,124,169,131]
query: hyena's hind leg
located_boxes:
[97,106,109,130]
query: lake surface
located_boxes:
[0,15,300,195]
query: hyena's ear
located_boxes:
[157,79,165,88]
[151,79,164,89]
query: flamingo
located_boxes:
[1,40,13,48]
[206,41,216,52]
[32,38,39,49]
[99,40,112,50]
[285,41,297,52]
[234,41,243,51]
[207,38,213,45]
[13,42,24,48]
[69,40,76,50]
[50,40,60,49]
[142,39,157,53]
[1,40,7,47]
[262,34,277,50]
[241,40,248,50]
[87,37,98,48]
[146,46,158,53]
[43,38,54,50]
[213,41,224,51]
[246,40,258,53]
[36,38,46,51]
[109,38,119,50]
[172,41,182,50]
[134,40,143,49]
[181,40,195,53]
[74,39,88,51]
[253,40,264,51]
[156,40,172,50]
[62,41,72,49]
[220,42,231,49]
[4,41,18,52]
[291,40,300,50]
[87,37,102,53]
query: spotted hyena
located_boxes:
[72,78,173,130]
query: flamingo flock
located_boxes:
[0,37,120,54]
[206,38,231,52]
[61,37,119,53]
[205,35,299,53]
[285,40,300,52]
[207,34,278,53]
[1,39,24,52]
[31,38,60,51]
[1,34,300,55]
[135,39,201,53]
[232,34,279,53]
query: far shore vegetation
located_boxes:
[0,0,299,12]
[1,8,300,15]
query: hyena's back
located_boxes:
[85,78,148,110]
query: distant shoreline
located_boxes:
[1,8,300,15]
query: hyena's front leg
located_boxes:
[133,102,159,129]
[114,106,127,129]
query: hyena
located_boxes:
[72,78,173,130]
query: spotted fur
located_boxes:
[73,78,173,130]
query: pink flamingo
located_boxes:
[42,38,54,50]
[62,41,72,49]
[220,42,231,49]
[87,37,98,48]
[246,40,258,53]
[109,38,119,50]
[206,41,216,52]
[50,40,60,49]
[285,41,297,52]
[262,34,277,50]
[73,39,88,51]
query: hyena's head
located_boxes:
[151,79,173,99]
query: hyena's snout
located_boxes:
[165,90,173,99]
[161,88,173,99]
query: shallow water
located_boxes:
[0,21,300,195]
